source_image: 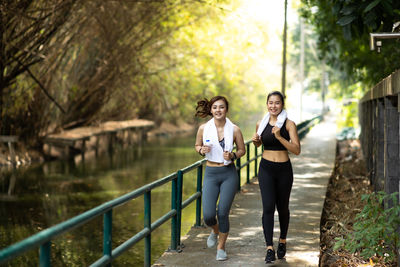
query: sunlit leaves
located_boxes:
[1,0,287,141]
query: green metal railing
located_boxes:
[0,115,322,267]
[297,115,323,139]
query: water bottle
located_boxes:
[205,139,212,154]
[205,139,212,147]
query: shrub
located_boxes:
[334,191,400,263]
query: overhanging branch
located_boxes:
[15,57,66,114]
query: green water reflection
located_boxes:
[0,127,257,266]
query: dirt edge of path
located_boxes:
[319,139,397,266]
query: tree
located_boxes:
[0,0,229,139]
[0,0,76,134]
[300,0,400,87]
[1,0,278,146]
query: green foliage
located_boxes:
[334,191,400,263]
[300,0,400,87]
[1,0,286,141]
[337,101,359,129]
[132,0,271,125]
[334,82,364,129]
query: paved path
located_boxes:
[153,114,337,266]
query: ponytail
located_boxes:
[195,98,211,118]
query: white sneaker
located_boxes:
[207,232,218,248]
[216,249,227,261]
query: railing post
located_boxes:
[246,143,250,183]
[195,165,203,227]
[236,158,241,191]
[383,97,399,204]
[375,99,385,191]
[103,210,112,267]
[176,170,183,249]
[144,191,151,267]
[39,241,51,267]
[254,145,258,177]
[170,177,177,251]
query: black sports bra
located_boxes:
[219,138,225,150]
[261,120,290,151]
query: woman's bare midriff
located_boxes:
[262,150,289,162]
[206,161,228,167]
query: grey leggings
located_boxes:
[202,164,238,233]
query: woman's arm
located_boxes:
[195,124,210,155]
[272,120,301,155]
[233,125,246,158]
[252,121,262,147]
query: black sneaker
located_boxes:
[265,249,275,263]
[277,242,286,259]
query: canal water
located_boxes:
[1,127,257,266]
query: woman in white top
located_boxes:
[194,96,246,261]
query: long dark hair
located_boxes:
[195,96,229,118]
[267,91,285,107]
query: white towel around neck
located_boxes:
[203,118,235,165]
[256,109,287,136]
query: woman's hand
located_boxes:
[223,151,233,161]
[252,133,261,146]
[201,145,212,154]
[272,126,281,139]
[272,120,301,155]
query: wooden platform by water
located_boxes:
[44,119,154,160]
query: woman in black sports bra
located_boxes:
[252,91,300,263]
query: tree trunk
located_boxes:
[0,7,4,134]
[281,0,288,97]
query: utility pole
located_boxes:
[300,18,305,122]
[281,0,288,97]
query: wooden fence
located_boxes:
[359,69,400,198]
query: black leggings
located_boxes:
[258,158,293,246]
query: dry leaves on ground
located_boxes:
[319,139,397,267]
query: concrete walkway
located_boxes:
[153,114,337,267]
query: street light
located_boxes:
[370,32,400,53]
